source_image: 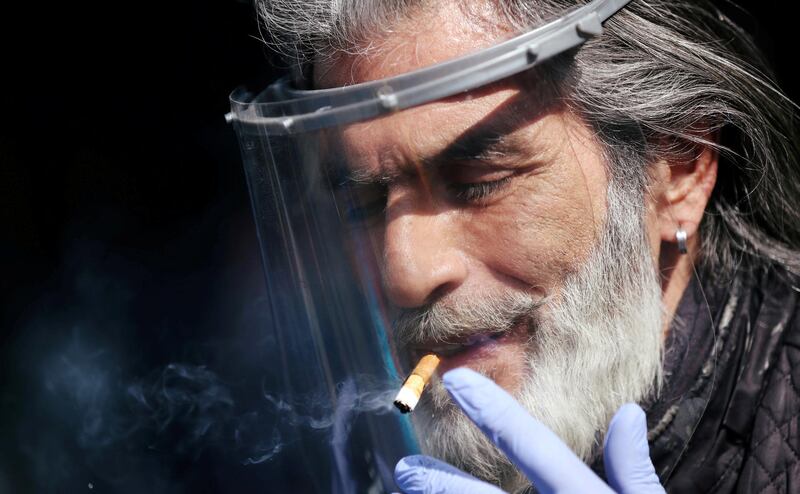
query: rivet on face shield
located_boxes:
[282,117,295,131]
[377,86,399,111]
[525,43,540,63]
[576,12,604,38]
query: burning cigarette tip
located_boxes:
[393,354,440,414]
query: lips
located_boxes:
[412,332,505,358]
[408,320,531,376]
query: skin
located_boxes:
[316,2,718,393]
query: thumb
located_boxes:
[603,403,665,494]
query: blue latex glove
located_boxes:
[395,368,665,494]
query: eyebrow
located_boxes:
[329,125,533,188]
[428,127,530,169]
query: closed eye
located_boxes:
[447,175,514,203]
[440,160,521,204]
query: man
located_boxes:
[234,0,800,492]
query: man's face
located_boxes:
[317,4,664,488]
[335,88,610,385]
[318,8,609,391]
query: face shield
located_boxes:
[227,1,636,491]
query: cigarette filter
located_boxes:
[393,354,440,413]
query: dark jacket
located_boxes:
[646,265,800,493]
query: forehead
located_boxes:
[313,1,515,88]
[313,5,565,168]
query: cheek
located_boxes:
[460,170,604,291]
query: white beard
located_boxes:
[406,180,665,492]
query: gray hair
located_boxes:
[258,0,800,278]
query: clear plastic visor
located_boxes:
[228,1,634,492]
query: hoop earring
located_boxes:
[676,227,688,255]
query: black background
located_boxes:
[1,1,797,493]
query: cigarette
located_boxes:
[393,354,440,414]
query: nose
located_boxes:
[381,207,468,308]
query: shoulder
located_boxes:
[737,267,800,493]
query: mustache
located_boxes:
[392,291,548,346]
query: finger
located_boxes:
[394,455,506,494]
[603,403,665,494]
[443,368,612,494]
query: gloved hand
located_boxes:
[394,368,665,494]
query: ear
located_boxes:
[654,138,719,247]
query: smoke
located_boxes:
[257,378,399,493]
[35,338,399,488]
[42,348,240,460]
[1,249,402,493]
[260,376,397,444]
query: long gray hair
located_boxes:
[257,0,800,278]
